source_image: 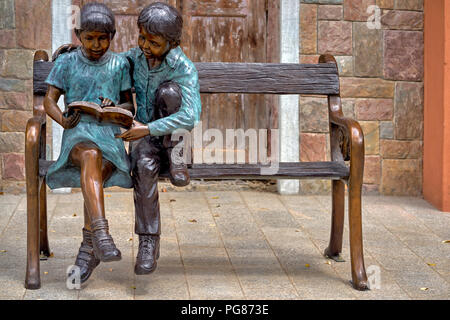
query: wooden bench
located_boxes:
[25,50,368,291]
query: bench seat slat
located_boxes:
[39,160,349,180]
[34,61,339,96]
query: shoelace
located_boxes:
[138,237,156,258]
[169,147,186,167]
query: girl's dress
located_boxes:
[45,47,133,189]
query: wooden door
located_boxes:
[73,0,279,163]
[180,0,277,163]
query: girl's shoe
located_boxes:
[69,228,100,283]
[91,218,122,262]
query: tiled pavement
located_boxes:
[0,189,449,300]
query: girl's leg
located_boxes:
[83,159,114,231]
[71,142,105,221]
[73,158,115,283]
[83,203,90,230]
[70,142,121,262]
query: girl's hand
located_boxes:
[99,96,115,107]
[61,111,81,129]
[116,120,150,141]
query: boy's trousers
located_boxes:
[129,81,183,235]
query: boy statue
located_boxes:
[117,2,201,275]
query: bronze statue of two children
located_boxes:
[43,2,201,284]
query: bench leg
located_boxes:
[39,178,50,258]
[348,180,369,291]
[25,178,41,290]
[324,180,345,262]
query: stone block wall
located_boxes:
[299,0,423,195]
[0,0,52,193]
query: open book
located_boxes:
[67,101,134,128]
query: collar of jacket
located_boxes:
[137,46,182,70]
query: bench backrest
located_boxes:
[33,60,340,96]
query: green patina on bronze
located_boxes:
[45,48,133,189]
[123,46,201,136]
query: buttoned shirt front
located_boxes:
[123,46,201,136]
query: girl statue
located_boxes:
[44,2,133,283]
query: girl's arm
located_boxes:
[44,85,80,129]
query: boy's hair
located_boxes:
[137,2,183,46]
[77,2,116,36]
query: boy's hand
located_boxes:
[116,120,150,141]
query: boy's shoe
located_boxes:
[167,147,190,187]
[91,218,122,262]
[69,228,100,283]
[135,235,160,275]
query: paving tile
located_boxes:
[0,191,449,300]
[203,191,244,205]
[252,209,301,229]
[0,246,27,279]
[215,219,262,238]
[53,192,84,204]
[0,194,24,205]
[21,250,80,300]
[16,194,59,212]
[79,279,135,300]
[171,203,215,224]
[290,268,357,300]
[0,204,19,236]
[442,274,450,286]
[134,239,189,300]
[134,267,189,300]
[222,236,271,251]
[331,253,412,299]
[235,268,299,300]
[260,228,356,299]
[227,248,298,300]
[394,198,450,240]
[78,248,135,300]
[242,192,288,211]
[180,245,231,268]
[175,222,223,248]
[184,266,245,300]
[23,268,80,300]
[368,248,431,273]
[0,280,26,300]
[389,270,450,299]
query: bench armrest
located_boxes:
[318,54,364,168]
[25,110,47,169]
[33,104,46,121]
[328,95,364,184]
